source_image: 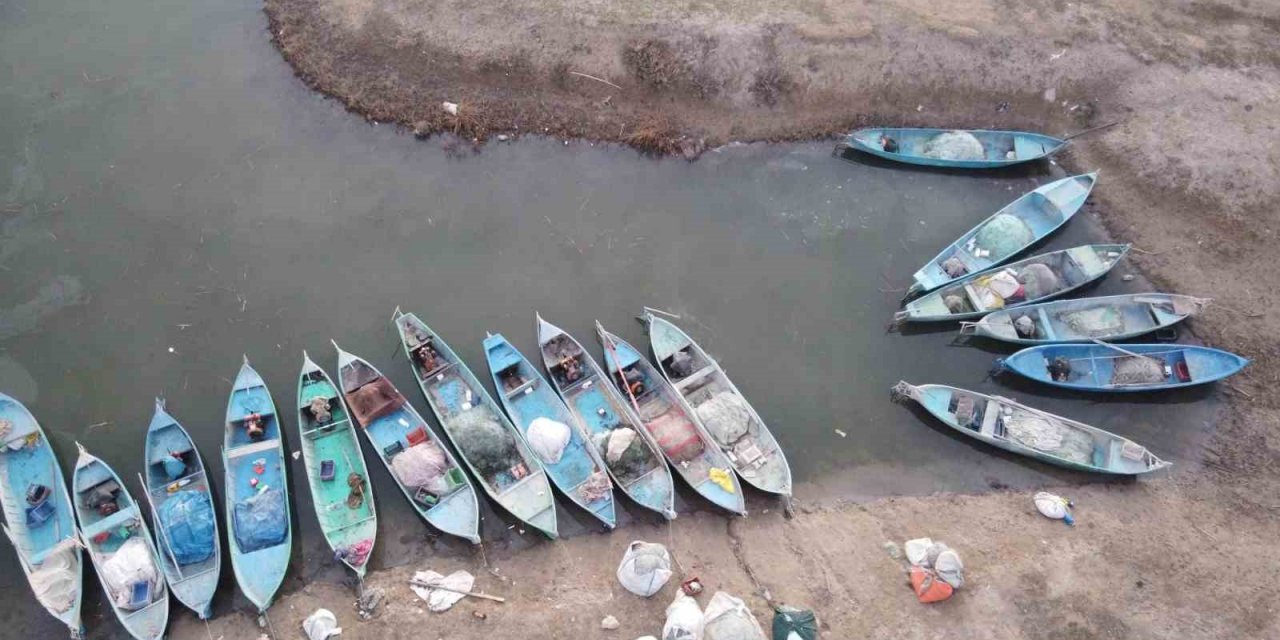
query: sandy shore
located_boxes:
[169,1,1280,637]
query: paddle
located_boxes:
[407,578,506,602]
[598,323,644,418]
[136,473,187,581]
[1087,337,1148,359]
[1063,119,1126,141]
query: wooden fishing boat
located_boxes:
[140,398,220,618]
[222,356,291,613]
[334,343,481,544]
[296,353,377,577]
[484,332,617,528]
[891,382,1170,475]
[0,392,83,638]
[536,314,676,520]
[71,444,168,640]
[995,343,1249,392]
[962,293,1210,345]
[643,313,792,497]
[596,324,746,515]
[895,244,1129,323]
[393,311,558,538]
[843,127,1067,168]
[905,173,1097,297]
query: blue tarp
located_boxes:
[233,488,287,554]
[158,490,216,565]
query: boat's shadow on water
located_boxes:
[889,394,1141,489]
[832,146,1057,180]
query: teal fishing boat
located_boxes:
[536,314,676,520]
[995,343,1249,392]
[0,392,83,638]
[222,357,291,613]
[891,382,1170,475]
[393,311,558,538]
[962,293,1211,344]
[484,332,617,528]
[334,343,481,544]
[905,173,1097,297]
[72,444,168,640]
[296,353,377,577]
[597,324,746,515]
[895,244,1129,323]
[140,398,220,619]
[644,313,793,498]
[843,127,1067,168]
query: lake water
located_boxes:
[0,0,1221,635]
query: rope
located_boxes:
[263,610,279,640]
[202,618,214,640]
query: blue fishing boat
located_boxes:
[334,343,481,543]
[963,293,1211,345]
[140,398,220,619]
[484,332,617,528]
[895,244,1129,323]
[891,382,1170,475]
[843,127,1067,168]
[296,353,378,577]
[393,311,557,538]
[995,343,1249,392]
[596,325,746,515]
[71,444,168,640]
[0,392,83,638]
[536,314,676,520]
[905,173,1097,297]
[222,357,291,614]
[643,313,793,497]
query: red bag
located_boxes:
[910,566,954,603]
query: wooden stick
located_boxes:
[1088,337,1146,359]
[568,71,622,91]
[408,579,506,602]
[1063,119,1126,141]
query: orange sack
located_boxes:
[910,566,954,604]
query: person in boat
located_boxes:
[244,412,266,441]
[1048,356,1072,382]
[559,354,582,383]
[413,341,440,375]
[880,134,899,153]
[500,367,525,391]
[620,367,646,396]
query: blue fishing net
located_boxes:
[233,488,287,553]
[158,489,216,565]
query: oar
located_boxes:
[137,473,187,581]
[1063,119,1126,141]
[599,324,644,417]
[1088,337,1149,359]
[408,578,506,602]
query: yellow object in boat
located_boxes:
[709,467,735,493]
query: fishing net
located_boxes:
[1017,263,1062,299]
[921,131,985,161]
[1111,356,1166,385]
[974,214,1034,259]
[451,409,520,477]
[158,489,216,565]
[579,471,612,503]
[647,411,705,462]
[344,378,406,425]
[29,541,78,613]
[696,392,751,446]
[1003,410,1095,465]
[600,428,652,481]
[390,441,449,494]
[1058,306,1125,337]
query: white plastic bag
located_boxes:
[606,428,639,463]
[935,549,965,589]
[617,540,673,597]
[663,592,704,640]
[303,608,342,640]
[99,536,159,608]
[904,538,933,566]
[702,591,766,640]
[410,569,475,612]
[1034,492,1068,519]
[527,417,571,464]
